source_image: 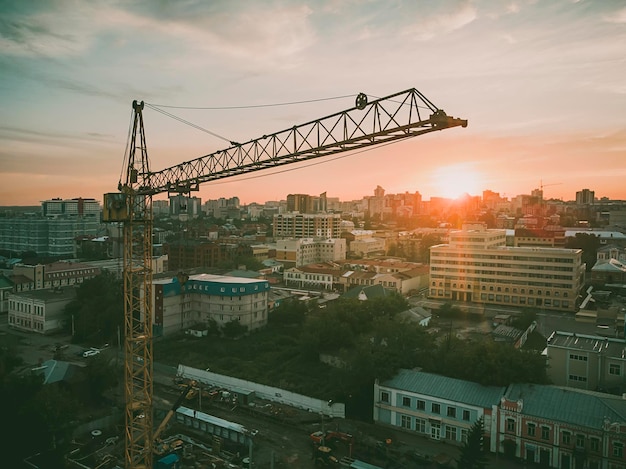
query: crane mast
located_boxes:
[103,88,467,468]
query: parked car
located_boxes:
[83,349,100,358]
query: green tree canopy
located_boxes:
[64,270,123,344]
[458,417,489,469]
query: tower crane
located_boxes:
[102,88,467,468]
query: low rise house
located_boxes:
[496,384,626,468]
[8,287,76,334]
[374,368,626,469]
[374,369,506,450]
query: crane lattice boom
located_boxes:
[103,88,467,469]
[140,88,466,195]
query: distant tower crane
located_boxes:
[102,88,467,468]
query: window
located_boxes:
[562,431,571,445]
[569,374,588,382]
[461,428,469,443]
[590,437,600,453]
[402,396,411,407]
[432,403,440,414]
[462,410,471,421]
[415,418,426,433]
[541,426,550,440]
[401,415,412,429]
[445,425,457,441]
[609,364,621,376]
[447,407,456,418]
[381,391,390,403]
[569,353,588,361]
[417,399,425,410]
[613,441,624,458]
[506,419,515,432]
[576,434,585,449]
[527,423,536,437]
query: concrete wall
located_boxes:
[177,364,345,418]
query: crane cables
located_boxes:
[144,93,358,146]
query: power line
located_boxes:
[146,94,356,110]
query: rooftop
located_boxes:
[547,331,626,358]
[380,369,506,409]
[504,383,626,429]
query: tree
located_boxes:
[458,417,489,469]
[64,271,123,343]
[419,233,443,263]
[564,232,601,272]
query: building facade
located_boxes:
[429,226,585,312]
[374,368,626,469]
[272,213,342,239]
[374,369,506,450]
[151,273,270,337]
[496,383,626,469]
[274,238,346,268]
[42,198,101,218]
[0,216,101,257]
[545,331,626,394]
[7,287,76,334]
[11,261,101,292]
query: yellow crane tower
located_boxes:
[102,88,467,468]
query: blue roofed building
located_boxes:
[374,369,506,451]
[151,273,269,336]
[496,383,626,468]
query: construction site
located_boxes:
[61,371,456,469]
[93,88,466,469]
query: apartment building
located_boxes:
[429,225,585,312]
[152,273,269,337]
[42,198,101,217]
[545,331,626,394]
[164,240,252,271]
[7,287,76,334]
[0,216,101,257]
[374,368,626,469]
[274,238,346,268]
[272,213,342,239]
[374,369,506,450]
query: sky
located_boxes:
[1,0,625,207]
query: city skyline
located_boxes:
[1,1,625,206]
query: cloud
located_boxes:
[0,2,101,58]
[401,1,477,40]
[604,6,626,23]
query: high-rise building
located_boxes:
[429,224,584,312]
[286,194,313,213]
[576,189,595,205]
[0,198,101,257]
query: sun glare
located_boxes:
[432,164,484,199]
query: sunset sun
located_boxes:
[432,164,484,199]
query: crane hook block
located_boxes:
[355,93,368,110]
